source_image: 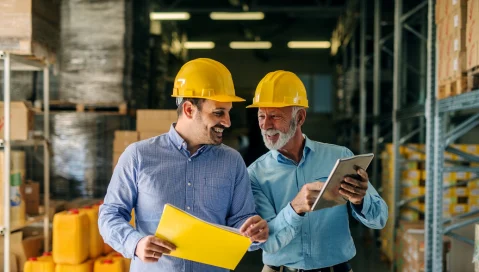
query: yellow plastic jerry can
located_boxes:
[55,259,93,272]
[108,252,131,272]
[80,206,103,259]
[53,209,90,265]
[24,257,55,272]
[94,257,124,272]
[39,251,54,262]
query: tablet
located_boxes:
[311,153,374,211]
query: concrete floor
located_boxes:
[234,220,390,272]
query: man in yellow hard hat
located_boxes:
[246,70,388,272]
[99,58,269,272]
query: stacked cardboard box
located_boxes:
[111,109,177,170]
[0,0,59,62]
[395,221,451,272]
[380,143,479,261]
[436,0,468,98]
[467,0,479,71]
[136,110,177,140]
[112,131,138,171]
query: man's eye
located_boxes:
[213,112,223,116]
[258,115,265,119]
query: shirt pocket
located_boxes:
[201,177,231,212]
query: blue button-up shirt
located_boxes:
[99,125,257,272]
[247,136,388,269]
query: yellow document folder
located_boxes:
[155,204,251,270]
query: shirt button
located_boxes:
[186,206,190,210]
[188,182,191,186]
[188,158,191,162]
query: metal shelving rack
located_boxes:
[389,0,479,271]
[0,51,51,272]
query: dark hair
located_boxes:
[176,98,205,116]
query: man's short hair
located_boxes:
[176,98,205,116]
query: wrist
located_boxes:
[290,202,305,216]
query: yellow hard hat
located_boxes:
[246,70,309,108]
[172,58,245,102]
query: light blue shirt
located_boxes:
[247,136,388,269]
[99,125,257,272]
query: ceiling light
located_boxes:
[150,12,190,20]
[184,41,215,49]
[210,12,264,20]
[287,41,331,49]
[229,41,272,49]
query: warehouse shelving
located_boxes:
[0,51,51,272]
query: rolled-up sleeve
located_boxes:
[99,144,144,258]
[344,148,388,229]
[248,168,304,254]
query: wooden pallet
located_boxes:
[467,66,479,91]
[438,75,468,99]
[46,101,128,114]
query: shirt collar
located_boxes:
[271,134,315,164]
[167,123,210,155]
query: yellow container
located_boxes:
[53,209,90,265]
[94,257,124,272]
[130,208,135,227]
[108,252,131,272]
[80,206,103,259]
[24,257,55,272]
[55,259,93,272]
[39,252,54,263]
[103,243,114,255]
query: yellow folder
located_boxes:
[155,204,252,270]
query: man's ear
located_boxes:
[297,109,306,126]
[183,101,195,119]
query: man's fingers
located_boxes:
[150,237,176,251]
[240,216,260,233]
[146,243,172,254]
[343,177,368,189]
[357,168,368,182]
[340,183,366,195]
[306,181,324,192]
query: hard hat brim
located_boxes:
[246,102,309,108]
[172,94,246,103]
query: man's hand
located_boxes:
[339,168,369,205]
[135,235,176,263]
[239,215,269,243]
[290,181,324,214]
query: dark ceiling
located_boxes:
[156,0,347,46]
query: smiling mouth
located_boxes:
[213,127,224,133]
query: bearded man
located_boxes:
[246,70,388,272]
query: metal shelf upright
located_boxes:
[0,51,51,272]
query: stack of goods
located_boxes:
[59,0,127,104]
[0,0,59,61]
[436,0,469,98]
[24,201,132,272]
[380,143,479,261]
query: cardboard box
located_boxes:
[0,232,24,271]
[452,51,468,76]
[468,41,479,70]
[0,102,35,141]
[436,0,452,24]
[20,181,39,215]
[139,131,163,140]
[136,110,177,132]
[113,152,122,170]
[113,131,138,152]
[452,28,467,54]
[450,5,467,31]
[0,0,59,61]
[22,235,43,259]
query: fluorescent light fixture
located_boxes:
[150,12,190,20]
[184,41,215,49]
[229,41,272,49]
[287,41,331,49]
[210,12,264,20]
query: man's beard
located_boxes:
[261,118,297,150]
